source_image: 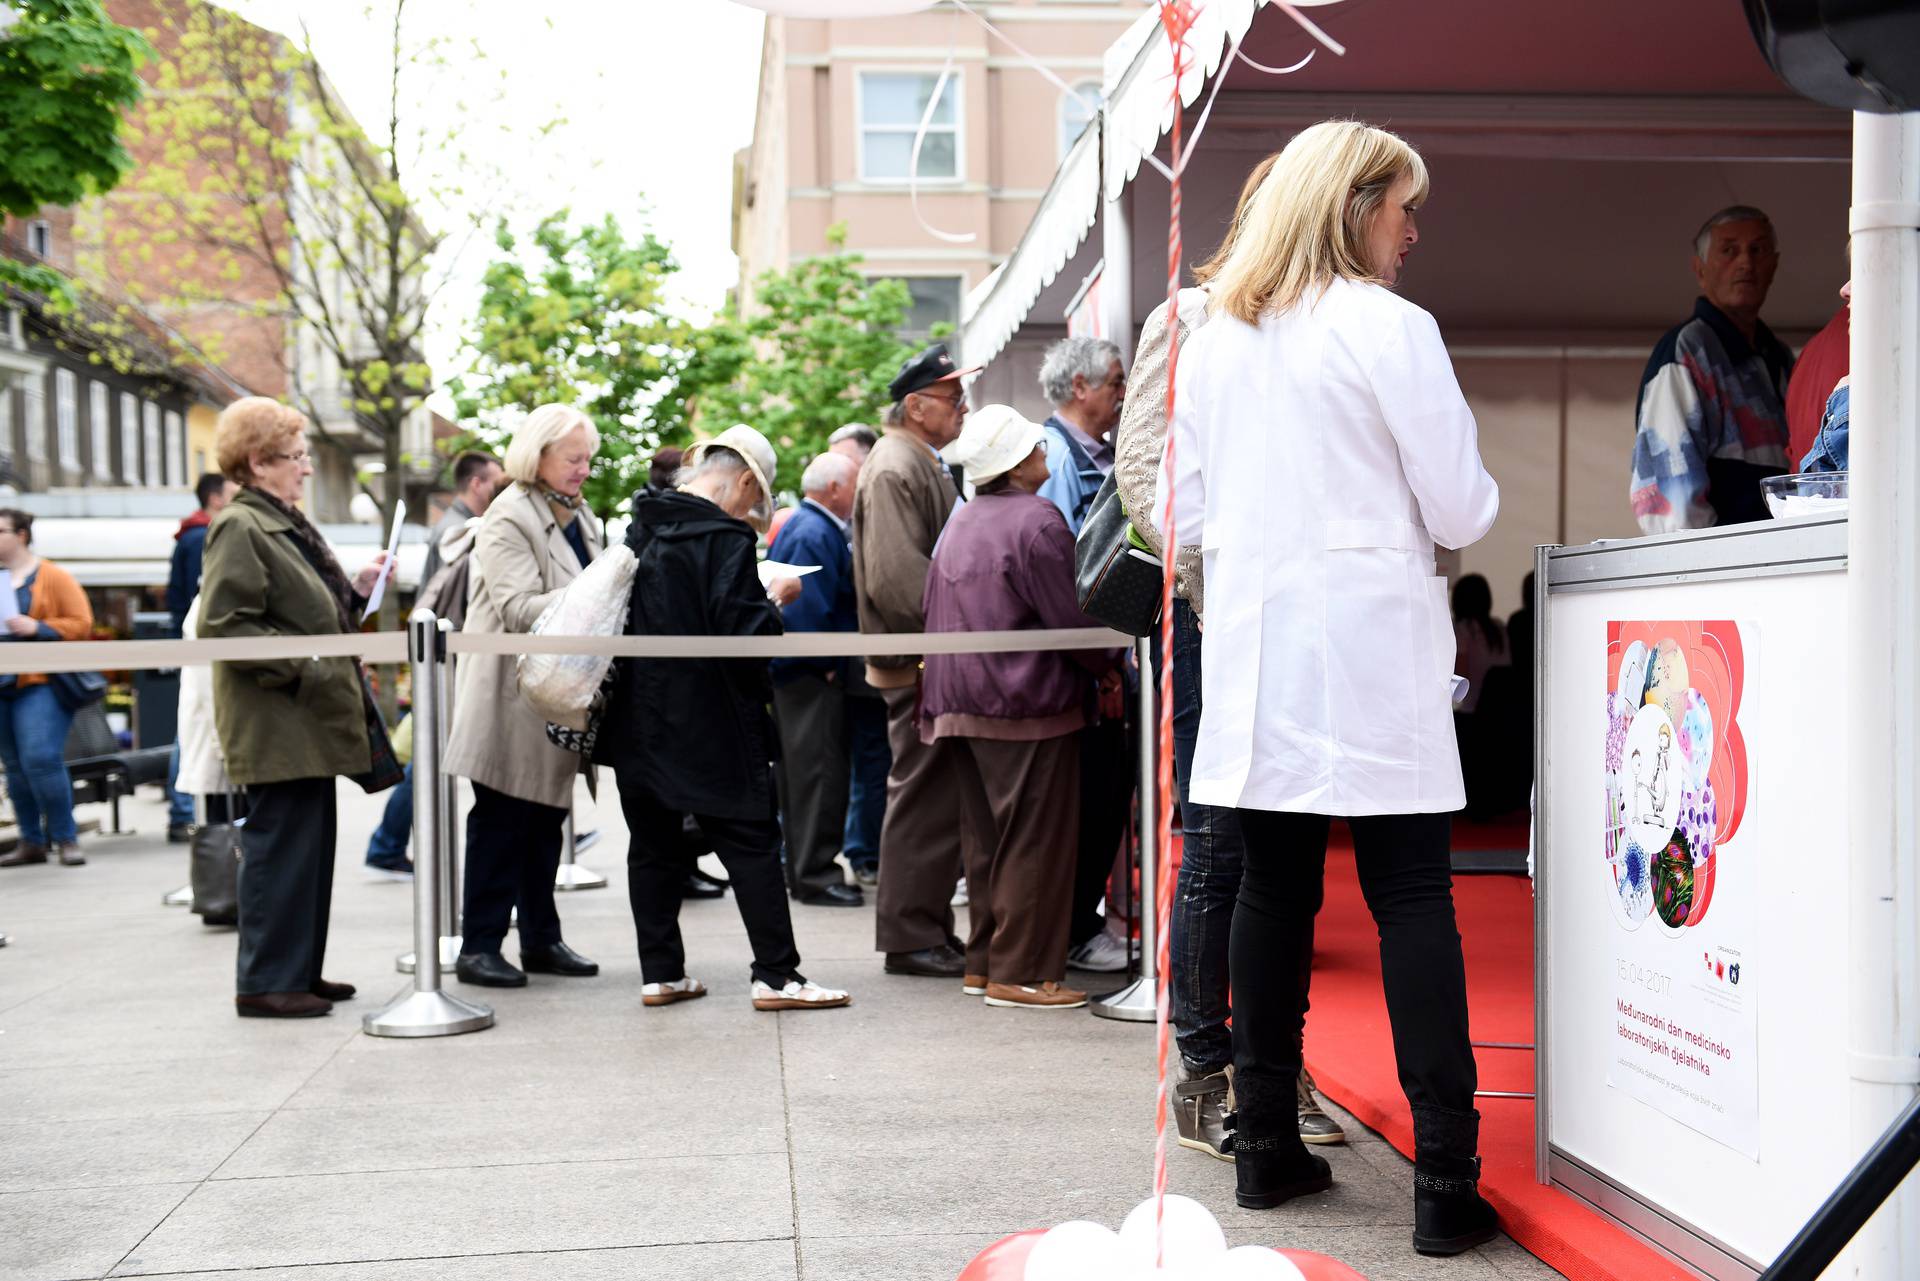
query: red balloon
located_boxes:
[1277,1248,1371,1280]
[957,1231,1045,1280]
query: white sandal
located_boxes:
[641,977,706,1007]
[751,978,851,1011]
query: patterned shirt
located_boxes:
[1630,297,1794,533]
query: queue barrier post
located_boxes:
[397,618,462,973]
[364,607,493,1038]
[1092,635,1159,1022]
[554,802,607,891]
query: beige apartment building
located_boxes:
[733,1,1137,354]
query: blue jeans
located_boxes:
[842,694,890,870]
[365,764,413,865]
[0,683,79,845]
[166,739,193,827]
[1165,599,1245,1075]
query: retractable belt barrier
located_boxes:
[34,614,1151,1039]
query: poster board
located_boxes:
[1539,520,1853,1278]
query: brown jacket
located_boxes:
[442,482,602,809]
[1113,287,1208,614]
[10,559,94,688]
[850,430,957,687]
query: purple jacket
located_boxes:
[920,490,1114,741]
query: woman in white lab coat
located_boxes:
[1167,121,1500,1256]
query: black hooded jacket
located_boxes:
[593,489,784,820]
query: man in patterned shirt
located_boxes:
[1630,206,1795,533]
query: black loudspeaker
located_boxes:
[1743,0,1920,113]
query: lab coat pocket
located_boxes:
[1425,576,1458,698]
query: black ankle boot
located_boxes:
[1225,1069,1333,1209]
[1412,1105,1498,1255]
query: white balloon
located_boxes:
[729,0,936,17]
[1023,1220,1127,1281]
[1218,1247,1308,1280]
[1117,1195,1228,1273]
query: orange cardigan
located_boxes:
[14,560,94,688]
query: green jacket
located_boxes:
[198,488,371,786]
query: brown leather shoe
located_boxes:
[311,979,356,1001]
[236,992,332,1018]
[0,842,47,867]
[963,973,988,996]
[983,981,1087,1009]
[54,841,84,866]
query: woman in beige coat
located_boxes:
[443,404,604,988]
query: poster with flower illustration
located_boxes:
[1605,620,1759,1157]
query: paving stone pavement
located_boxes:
[0,779,1564,1281]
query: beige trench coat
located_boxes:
[442,482,604,809]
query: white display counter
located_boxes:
[1535,515,1853,1279]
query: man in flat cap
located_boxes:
[852,342,977,978]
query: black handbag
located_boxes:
[348,670,405,794]
[1073,470,1165,637]
[190,806,242,926]
[49,670,107,712]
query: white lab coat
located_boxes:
[1167,277,1498,815]
[173,596,233,797]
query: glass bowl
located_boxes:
[1761,471,1848,519]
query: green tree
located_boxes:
[695,223,913,493]
[0,0,151,295]
[453,210,701,518]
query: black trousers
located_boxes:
[460,782,566,957]
[1070,716,1131,946]
[235,776,336,996]
[617,766,803,988]
[1230,809,1477,1115]
[772,672,850,898]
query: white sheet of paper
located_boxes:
[361,499,406,621]
[757,560,822,586]
[0,569,17,623]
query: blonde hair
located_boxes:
[215,396,307,484]
[1209,121,1429,324]
[502,403,600,484]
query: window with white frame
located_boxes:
[88,381,110,480]
[858,71,961,183]
[0,383,11,460]
[119,392,138,482]
[26,220,51,258]
[23,375,45,462]
[164,410,185,485]
[874,274,965,339]
[1059,82,1102,159]
[143,401,162,487]
[54,369,79,470]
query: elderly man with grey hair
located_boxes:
[769,450,868,907]
[1630,205,1794,533]
[1036,335,1125,534]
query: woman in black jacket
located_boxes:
[596,426,850,1013]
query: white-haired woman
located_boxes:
[444,404,604,989]
[1168,122,1500,1253]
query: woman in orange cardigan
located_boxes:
[0,509,95,868]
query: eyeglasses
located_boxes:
[267,450,311,465]
[914,389,966,409]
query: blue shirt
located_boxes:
[768,499,856,684]
[1800,381,1849,474]
[1035,415,1110,535]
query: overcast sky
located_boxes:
[222,0,767,401]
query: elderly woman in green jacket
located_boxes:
[200,397,393,1019]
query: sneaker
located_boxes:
[950,877,969,907]
[1066,930,1131,973]
[54,841,84,866]
[983,981,1087,1009]
[1298,1069,1347,1145]
[851,862,879,889]
[1174,1062,1235,1161]
[167,823,194,844]
[641,977,706,1007]
[573,828,603,854]
[363,860,415,882]
[962,973,988,996]
[752,978,851,1011]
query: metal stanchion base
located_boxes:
[554,863,607,891]
[1089,975,1158,1022]
[396,937,462,974]
[162,886,193,907]
[362,988,494,1038]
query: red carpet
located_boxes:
[1302,839,1692,1281]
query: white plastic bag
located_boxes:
[517,544,637,730]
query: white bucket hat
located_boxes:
[942,403,1045,484]
[685,423,778,507]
